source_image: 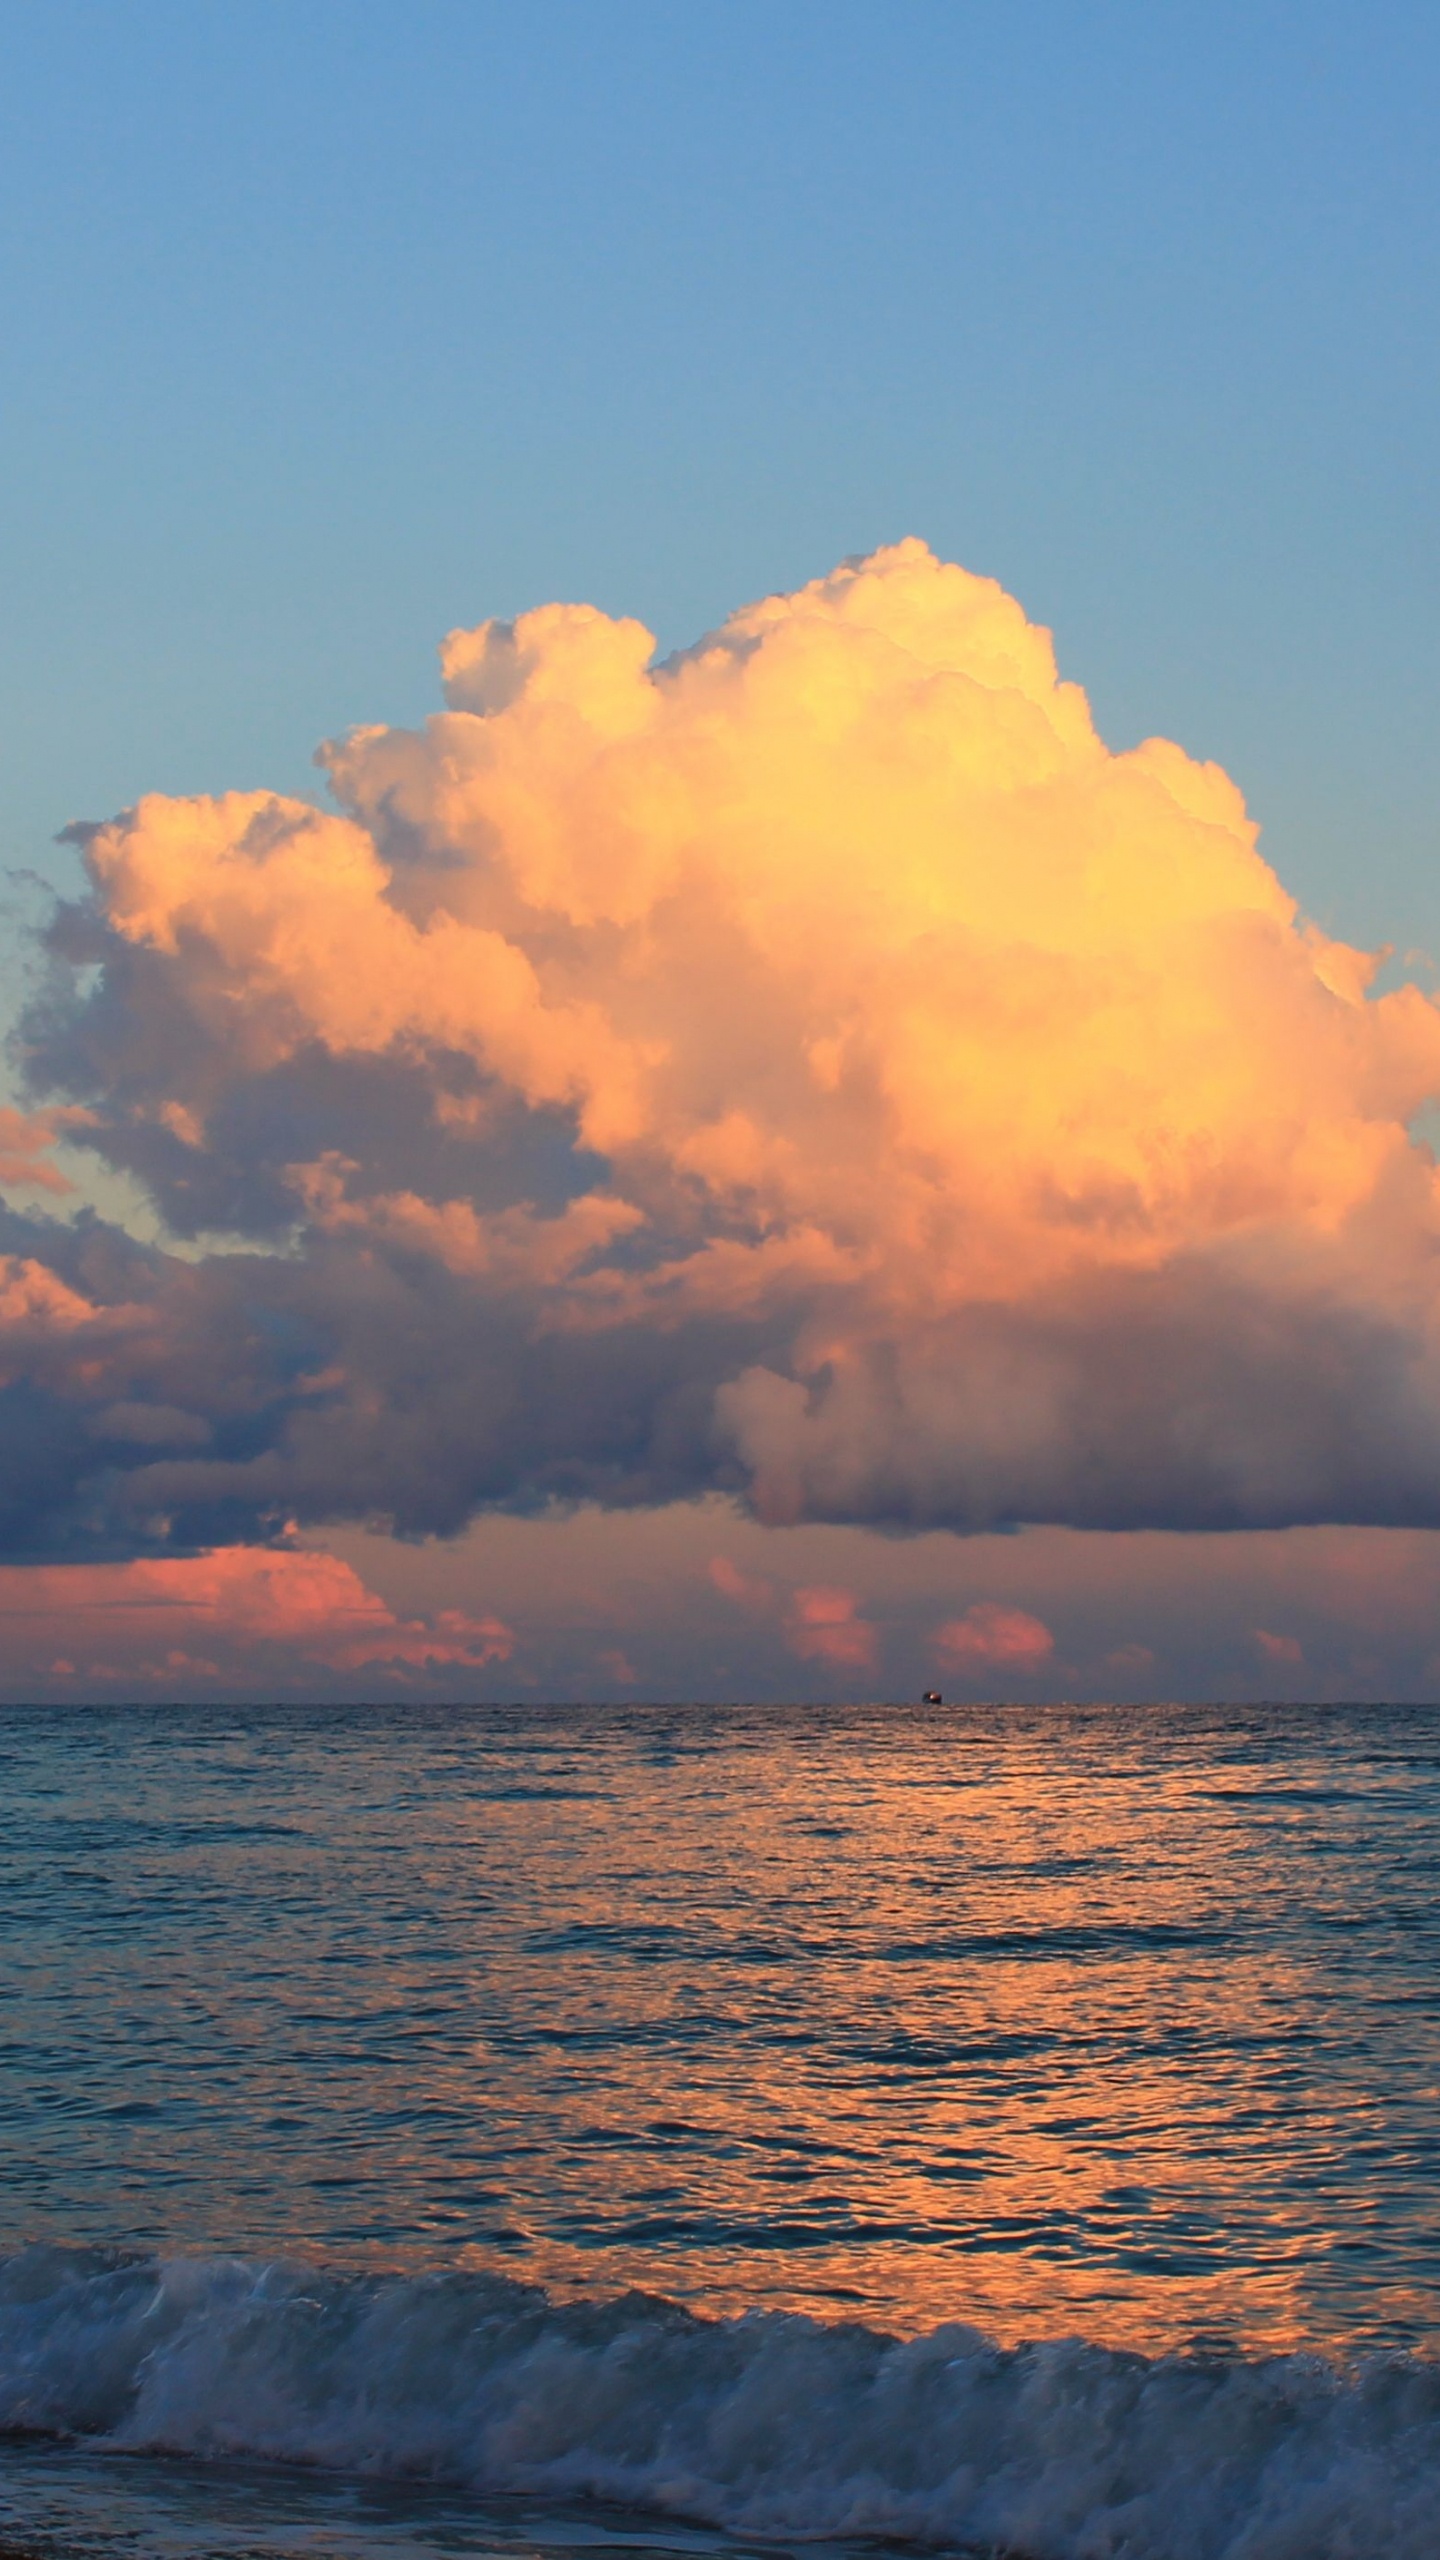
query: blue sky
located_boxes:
[2,0,1438,953]
[6,5,1440,1700]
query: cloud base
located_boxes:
[7,539,1440,1565]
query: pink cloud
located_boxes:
[0,1546,512,1691]
[708,1553,777,1613]
[0,1108,75,1197]
[784,1584,877,1670]
[936,1602,1054,1672]
[1254,1627,1304,1665]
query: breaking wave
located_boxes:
[1,2247,1438,2560]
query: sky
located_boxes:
[3,1,1440,1702]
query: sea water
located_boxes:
[1,1700,1438,2557]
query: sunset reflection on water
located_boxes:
[2,1700,1437,2358]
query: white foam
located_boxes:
[1,2248,1437,2560]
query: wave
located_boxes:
[1,2248,1437,2560]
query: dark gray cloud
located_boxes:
[3,1183,1440,1564]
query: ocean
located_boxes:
[1,1700,1438,2559]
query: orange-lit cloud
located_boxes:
[935,1603,1054,1672]
[8,1498,1440,1701]
[317,1504,1440,1704]
[708,1554,776,1614]
[784,1584,877,1671]
[9,539,1440,1565]
[709,1552,878,1678]
[0,1110,75,1197]
[0,1545,511,1691]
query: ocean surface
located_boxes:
[1,1700,1439,2559]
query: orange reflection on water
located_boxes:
[2,1701,1437,2359]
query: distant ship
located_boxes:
[921,1689,942,1705]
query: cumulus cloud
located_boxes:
[783,1584,877,1672]
[8,537,1440,1560]
[708,1552,878,1677]
[935,1603,1054,1673]
[0,1109,76,1197]
[0,1544,511,1692]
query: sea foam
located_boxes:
[0,2247,1437,2560]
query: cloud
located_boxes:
[709,1550,877,1676]
[708,1553,776,1613]
[0,1544,512,1691]
[310,1504,1440,1705]
[783,1583,878,1671]
[9,537,1440,1559]
[0,1109,75,1197]
[1253,1627,1305,1666]
[935,1603,1054,1672]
